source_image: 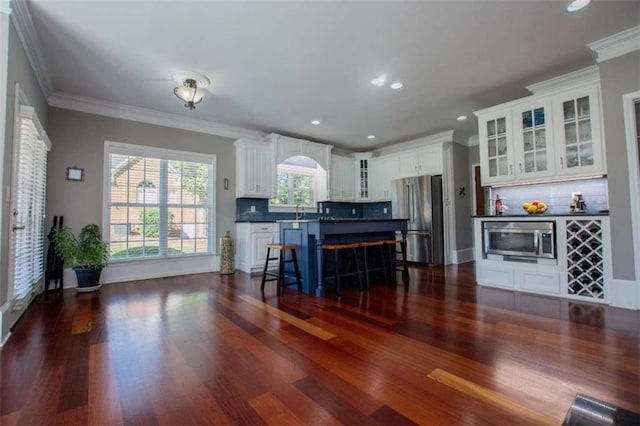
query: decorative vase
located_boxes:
[220,230,235,274]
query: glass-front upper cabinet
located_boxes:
[553,86,605,177]
[513,99,554,180]
[478,110,514,185]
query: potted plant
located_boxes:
[52,224,109,292]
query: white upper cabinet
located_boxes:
[513,99,555,180]
[477,110,515,185]
[475,68,606,187]
[371,154,398,200]
[354,153,372,201]
[235,139,275,198]
[552,86,605,177]
[398,145,443,178]
[329,155,355,201]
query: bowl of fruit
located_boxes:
[522,200,548,214]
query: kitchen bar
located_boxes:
[278,219,409,296]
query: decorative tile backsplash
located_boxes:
[236,198,392,221]
[491,177,608,215]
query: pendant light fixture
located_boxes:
[172,71,210,110]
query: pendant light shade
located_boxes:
[172,72,210,110]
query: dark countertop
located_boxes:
[279,218,405,223]
[474,212,610,218]
[235,220,278,223]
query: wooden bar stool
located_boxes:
[260,244,302,296]
[322,243,362,298]
[358,241,389,289]
[385,239,409,284]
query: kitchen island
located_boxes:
[278,219,409,296]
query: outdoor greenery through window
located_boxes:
[270,156,318,208]
[106,142,215,260]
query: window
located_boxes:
[106,142,215,260]
[270,156,322,209]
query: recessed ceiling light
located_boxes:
[371,74,387,87]
[457,115,467,121]
[367,135,376,139]
[311,120,320,125]
[567,0,591,12]
[390,82,403,90]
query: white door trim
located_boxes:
[622,90,640,307]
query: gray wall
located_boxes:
[45,108,237,258]
[452,142,473,251]
[468,145,480,166]
[600,50,640,281]
[1,21,48,312]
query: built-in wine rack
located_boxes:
[566,219,604,299]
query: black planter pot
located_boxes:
[74,267,102,292]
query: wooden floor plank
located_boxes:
[427,368,557,426]
[1,263,638,425]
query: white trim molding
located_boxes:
[610,279,639,310]
[10,0,53,96]
[49,91,267,141]
[0,0,11,15]
[526,65,600,95]
[588,25,640,64]
[623,90,640,298]
[453,248,475,264]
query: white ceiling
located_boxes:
[22,0,640,150]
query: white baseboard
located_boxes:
[62,254,220,287]
[610,278,639,310]
[452,248,475,264]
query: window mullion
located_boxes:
[159,159,168,255]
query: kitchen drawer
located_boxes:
[518,268,560,295]
[477,261,515,289]
[251,223,276,233]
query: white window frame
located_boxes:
[103,141,216,267]
[269,163,322,213]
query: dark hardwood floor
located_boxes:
[2,263,639,425]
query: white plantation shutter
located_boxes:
[10,105,50,310]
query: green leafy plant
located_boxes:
[138,208,174,238]
[52,224,109,269]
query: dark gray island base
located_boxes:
[278,219,409,297]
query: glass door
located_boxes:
[514,100,554,180]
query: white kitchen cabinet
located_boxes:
[236,222,280,273]
[235,140,275,198]
[329,154,355,201]
[552,86,605,177]
[477,109,515,185]
[513,99,555,180]
[371,155,398,200]
[354,153,372,202]
[398,145,443,178]
[475,70,606,187]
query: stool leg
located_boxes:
[261,247,271,292]
[362,246,371,290]
[277,249,285,296]
[352,247,363,291]
[335,249,341,298]
[378,245,389,284]
[291,249,302,292]
[400,241,409,284]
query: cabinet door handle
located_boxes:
[519,163,522,174]
[560,157,564,169]
[509,164,513,175]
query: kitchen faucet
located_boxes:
[295,203,303,220]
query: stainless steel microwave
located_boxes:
[483,221,555,259]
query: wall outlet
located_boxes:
[352,209,356,215]
[383,207,387,214]
[325,207,330,214]
[250,205,256,213]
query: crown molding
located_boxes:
[10,0,52,96]
[467,134,479,147]
[48,91,267,140]
[377,130,455,155]
[588,25,640,64]
[526,65,600,95]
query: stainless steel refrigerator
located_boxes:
[391,175,444,265]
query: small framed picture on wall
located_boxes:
[66,166,84,181]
